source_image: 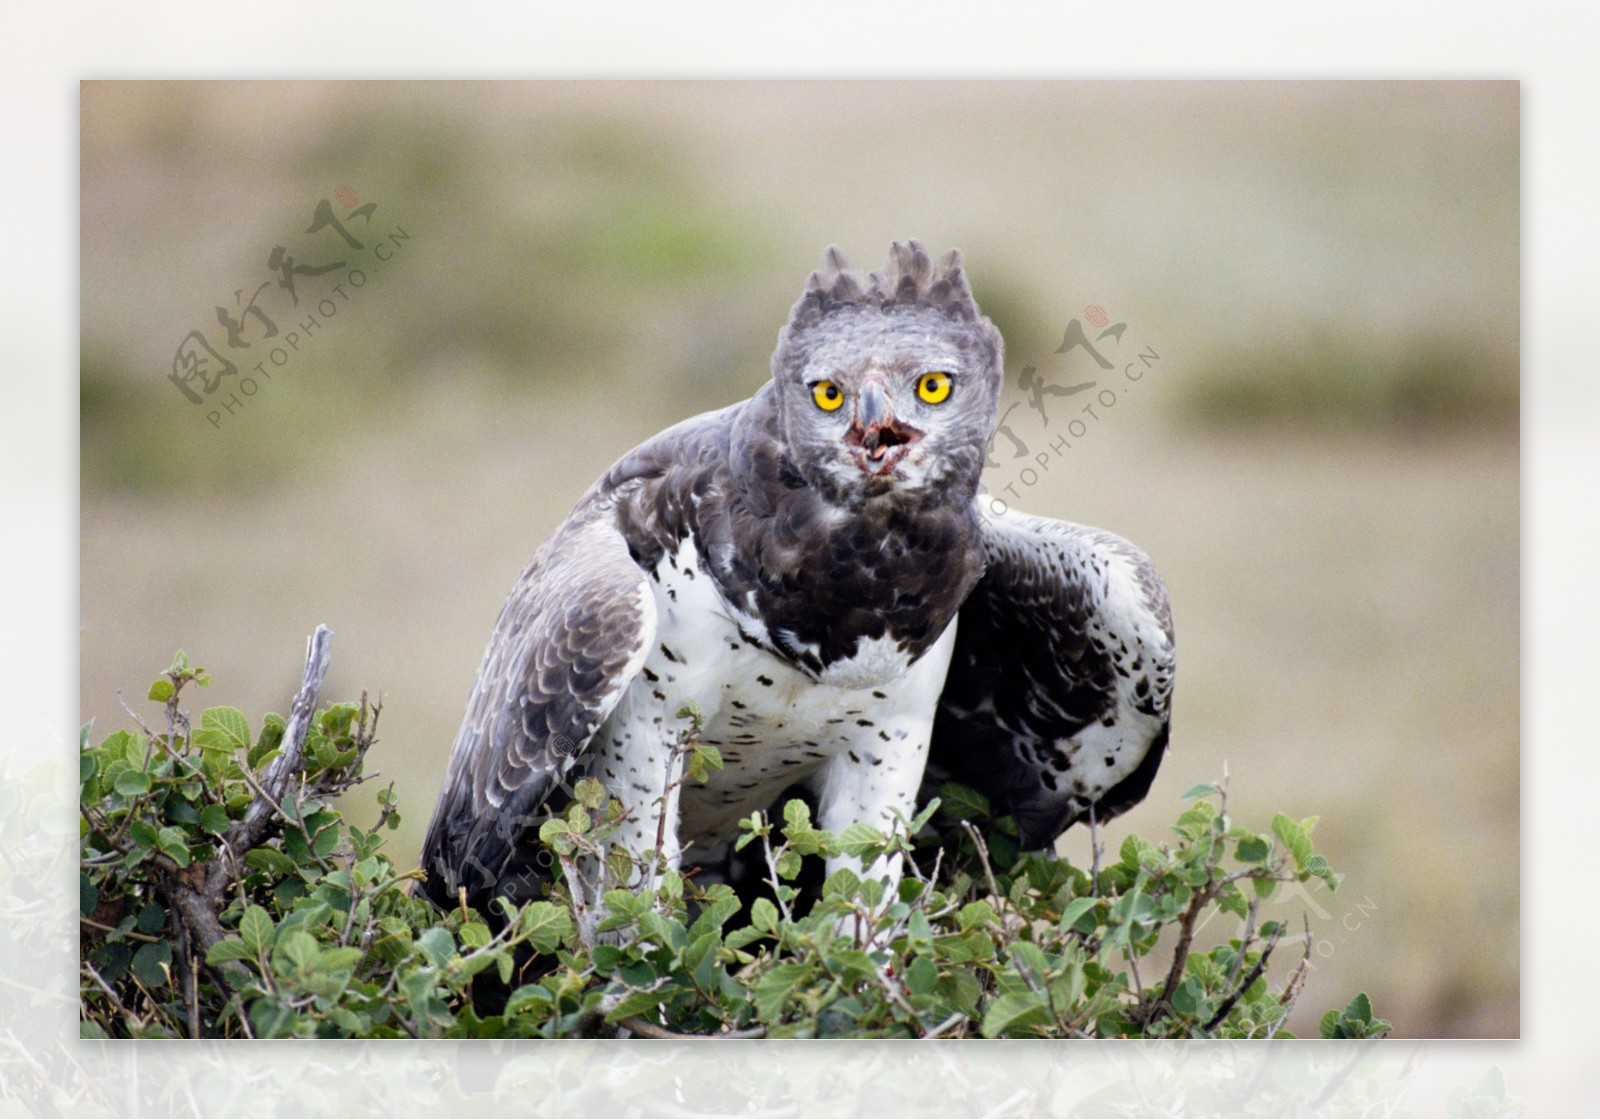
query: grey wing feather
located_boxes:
[927,501,1175,849]
[419,512,656,915]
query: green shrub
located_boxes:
[79,642,1388,1040]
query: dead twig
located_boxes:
[616,1016,768,1040]
[206,625,333,896]
[166,627,335,989]
[960,820,1006,916]
[1203,918,1285,1031]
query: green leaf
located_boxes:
[606,988,675,1024]
[908,797,942,836]
[249,714,286,769]
[79,873,98,917]
[1180,782,1219,802]
[571,776,607,810]
[782,799,812,833]
[750,897,779,934]
[312,822,341,858]
[1174,802,1217,839]
[835,822,887,857]
[1059,896,1099,934]
[1271,812,1313,870]
[821,867,861,900]
[937,782,990,821]
[1319,1008,1342,1039]
[724,926,764,952]
[687,744,723,782]
[199,804,231,836]
[130,940,173,988]
[197,706,251,752]
[415,927,456,968]
[206,938,256,965]
[1344,991,1373,1024]
[1236,834,1271,863]
[1008,940,1052,982]
[121,733,148,767]
[934,930,994,963]
[148,679,174,703]
[688,892,742,940]
[515,901,573,954]
[239,905,274,956]
[1049,960,1086,1009]
[504,984,554,1018]
[904,955,939,996]
[244,847,296,876]
[318,946,365,973]
[637,911,686,951]
[906,908,934,948]
[752,963,810,1020]
[113,769,151,797]
[600,889,650,921]
[682,929,720,979]
[1170,976,1207,1019]
[156,827,191,867]
[282,826,310,862]
[273,929,321,973]
[127,818,159,851]
[936,971,982,1016]
[249,996,294,1038]
[957,901,997,931]
[1305,854,1339,888]
[135,902,166,935]
[981,991,1052,1037]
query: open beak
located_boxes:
[844,382,923,475]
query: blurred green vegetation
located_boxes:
[1185,327,1517,432]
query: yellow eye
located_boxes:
[917,371,952,405]
[812,380,844,411]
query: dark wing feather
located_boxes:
[926,502,1175,849]
[419,513,655,915]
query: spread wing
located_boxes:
[926,501,1175,849]
[419,512,656,915]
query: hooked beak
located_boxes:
[844,381,923,474]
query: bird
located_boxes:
[418,240,1175,923]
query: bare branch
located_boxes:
[557,851,597,949]
[207,625,333,896]
[82,960,141,1031]
[616,1016,769,1040]
[1087,799,1103,895]
[1203,918,1285,1031]
[114,690,159,740]
[759,822,794,924]
[960,820,1005,916]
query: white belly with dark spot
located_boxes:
[589,536,954,859]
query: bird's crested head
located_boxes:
[769,240,1004,505]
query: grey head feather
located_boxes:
[789,240,981,334]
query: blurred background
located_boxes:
[80,80,1518,1038]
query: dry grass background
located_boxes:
[80,80,1518,1038]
